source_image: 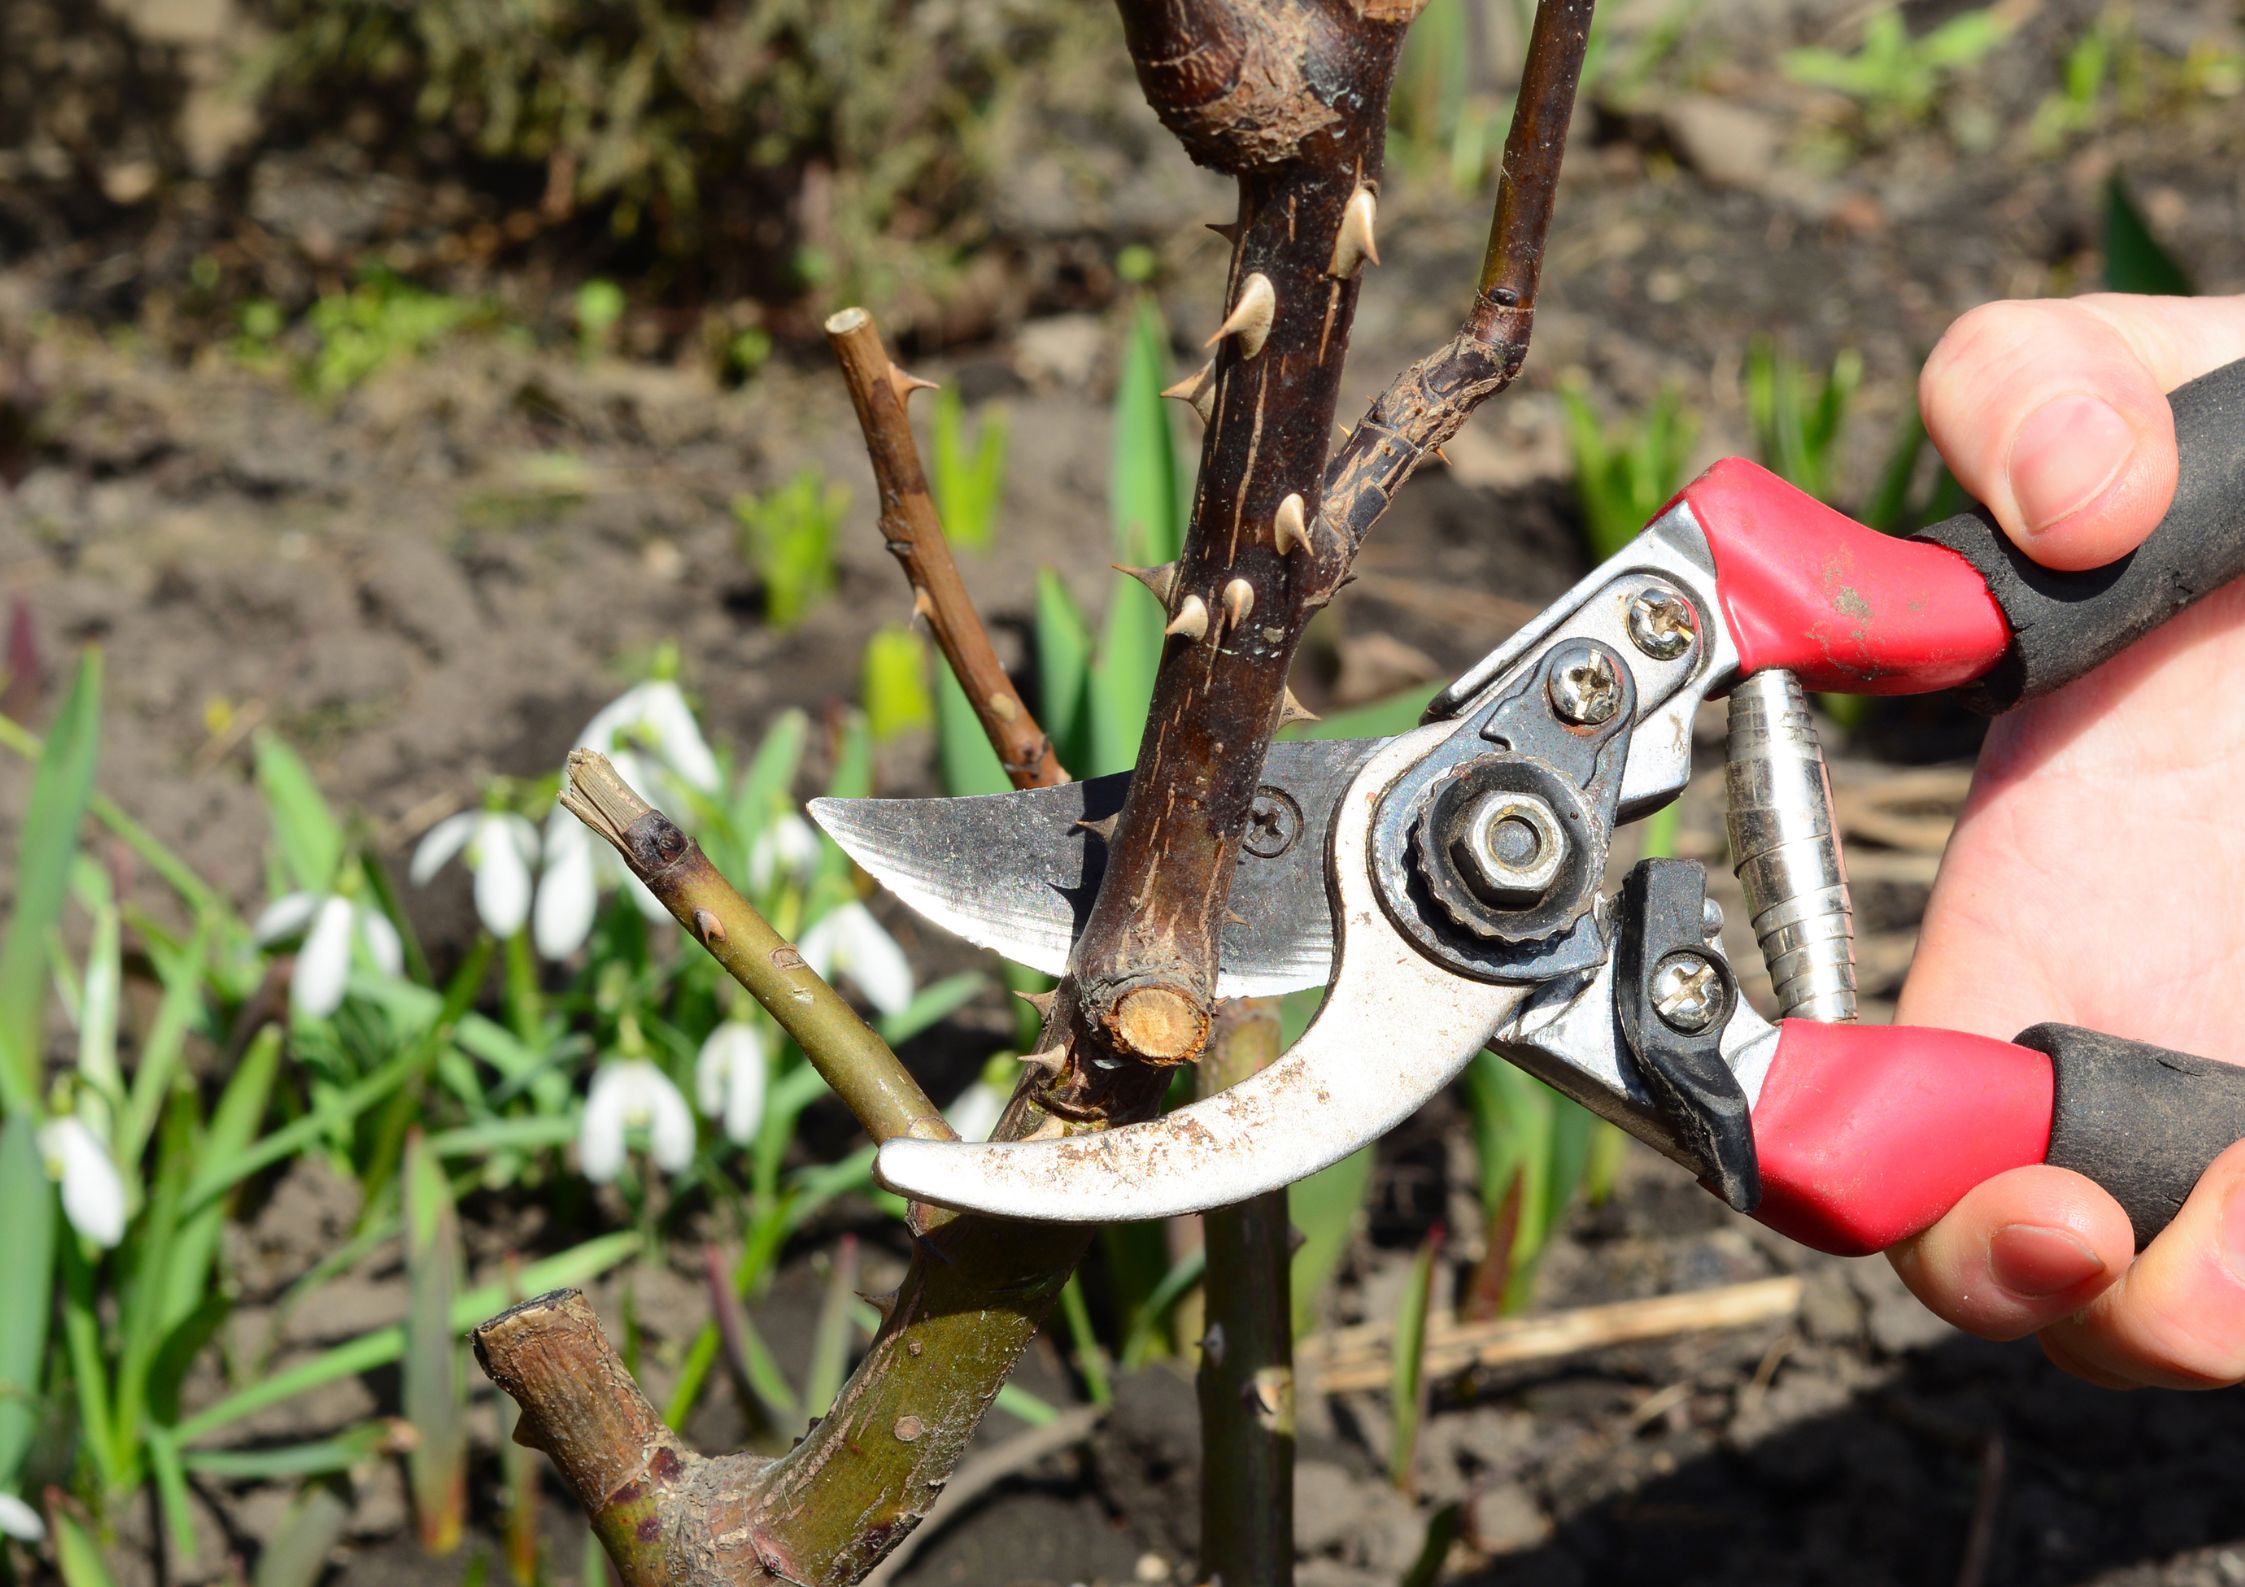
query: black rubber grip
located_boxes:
[2018,1023,2245,1249]
[1915,358,2245,711]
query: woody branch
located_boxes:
[824,307,1068,790]
[1037,0,1591,1098]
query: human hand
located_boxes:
[1889,293,2245,1387]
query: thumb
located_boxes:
[2036,1136,2245,1389]
[1918,295,2245,573]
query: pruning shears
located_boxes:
[812,358,2245,1257]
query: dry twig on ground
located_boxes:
[1298,1277,1806,1393]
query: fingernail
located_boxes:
[2220,1179,2245,1285]
[2008,395,2136,535]
[1989,1222,2104,1298]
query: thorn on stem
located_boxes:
[1073,813,1120,843]
[1221,577,1255,630]
[887,364,939,407]
[1013,988,1058,1017]
[1018,1046,1067,1077]
[1328,185,1380,279]
[691,908,727,947]
[1116,561,1178,606]
[1161,359,1218,426]
[1273,492,1309,556]
[1279,689,1320,728]
[1164,593,1211,642]
[1205,272,1276,360]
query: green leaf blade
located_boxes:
[0,648,102,1106]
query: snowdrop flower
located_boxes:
[747,811,822,893]
[945,1076,1009,1144]
[39,1115,126,1248]
[578,680,720,805]
[579,1060,695,1184]
[0,1491,42,1544]
[695,1021,768,1145]
[254,891,403,1019]
[533,808,670,961]
[534,811,602,961]
[410,809,541,937]
[798,902,914,1017]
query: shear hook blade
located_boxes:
[873,729,1525,1222]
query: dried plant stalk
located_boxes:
[825,306,1067,790]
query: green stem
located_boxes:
[560,752,950,1149]
[1058,1277,1113,1409]
[503,928,543,1047]
[1195,1001,1295,1587]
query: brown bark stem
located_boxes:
[824,306,1066,790]
[1049,0,1414,1080]
[475,1291,735,1584]
[1318,0,1593,559]
[1195,1000,1295,1587]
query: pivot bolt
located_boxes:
[1450,790,1568,909]
[1627,589,1697,661]
[1652,952,1725,1034]
[1548,649,1621,726]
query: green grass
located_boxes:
[1560,381,1699,562]
[734,470,850,629]
[1783,6,2012,136]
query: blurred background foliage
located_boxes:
[0,0,1138,344]
[248,0,1070,299]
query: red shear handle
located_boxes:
[1684,462,2012,695]
[1749,1021,2245,1257]
[1682,357,2245,703]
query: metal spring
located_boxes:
[1723,669,1857,1022]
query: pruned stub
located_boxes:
[1108,982,1211,1066]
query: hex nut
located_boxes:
[1449,789,1568,909]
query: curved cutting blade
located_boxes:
[870,727,1525,1222]
[809,739,1380,998]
